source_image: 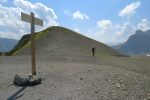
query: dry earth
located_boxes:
[0,55,150,100]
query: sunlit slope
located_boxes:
[12,26,122,57]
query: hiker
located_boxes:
[92,47,95,57]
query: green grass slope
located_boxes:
[6,34,31,56]
[10,26,123,57]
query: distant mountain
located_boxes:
[0,38,18,52]
[114,30,150,55]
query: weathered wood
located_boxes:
[31,12,36,75]
[21,12,43,76]
[21,12,43,26]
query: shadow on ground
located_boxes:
[7,87,26,100]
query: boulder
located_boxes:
[13,74,42,87]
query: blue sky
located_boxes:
[0,0,150,45]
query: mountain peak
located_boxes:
[136,30,144,34]
[145,29,150,33]
[115,29,150,55]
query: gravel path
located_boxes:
[0,56,150,100]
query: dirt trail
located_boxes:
[0,56,150,100]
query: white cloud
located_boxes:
[119,1,141,19]
[113,23,136,43]
[74,27,81,33]
[96,19,112,35]
[73,11,89,20]
[0,0,58,39]
[13,0,58,27]
[97,20,112,29]
[79,18,149,45]
[64,10,71,16]
[79,19,113,45]
[86,20,136,45]
[75,18,150,45]
[137,19,150,31]
[0,0,7,3]
[71,19,145,45]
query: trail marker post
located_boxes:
[21,12,43,76]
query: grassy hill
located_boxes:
[6,34,31,56]
[9,26,123,57]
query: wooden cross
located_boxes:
[21,12,43,76]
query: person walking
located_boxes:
[92,47,95,57]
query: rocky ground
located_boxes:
[0,56,150,100]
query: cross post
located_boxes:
[31,12,36,75]
[21,12,43,76]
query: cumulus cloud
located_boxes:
[13,0,58,27]
[73,11,89,20]
[78,18,150,45]
[74,27,81,33]
[91,19,136,45]
[97,20,112,29]
[86,18,149,45]
[113,23,135,43]
[96,19,112,35]
[0,0,58,39]
[72,18,145,45]
[64,10,71,16]
[119,1,141,19]
[138,19,150,31]
[81,19,114,45]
